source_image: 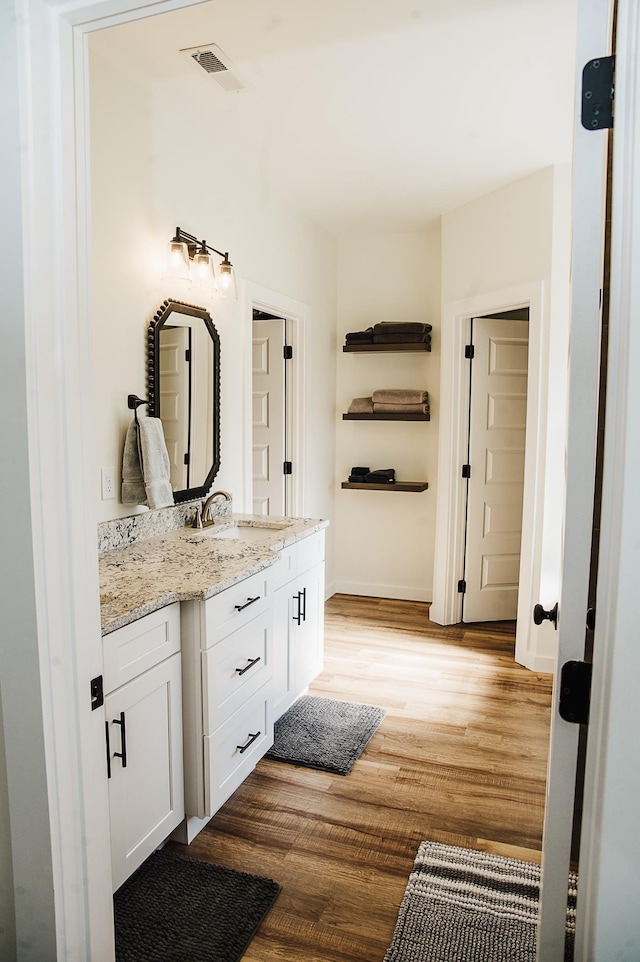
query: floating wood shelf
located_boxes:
[342,412,430,421]
[342,342,431,353]
[341,481,429,492]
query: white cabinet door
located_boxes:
[107,652,184,891]
[273,559,325,719]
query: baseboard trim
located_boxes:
[333,581,432,603]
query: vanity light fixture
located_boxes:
[165,227,236,299]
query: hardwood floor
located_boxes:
[169,595,553,962]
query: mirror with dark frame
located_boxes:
[148,299,220,503]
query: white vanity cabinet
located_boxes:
[103,604,184,892]
[272,530,325,719]
[180,567,274,834]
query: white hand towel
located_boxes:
[121,417,174,509]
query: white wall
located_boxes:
[333,228,441,600]
[440,165,572,669]
[89,44,337,580]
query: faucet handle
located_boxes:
[191,503,203,529]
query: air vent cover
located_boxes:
[181,43,246,92]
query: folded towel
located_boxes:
[345,328,374,343]
[372,389,429,405]
[365,468,396,484]
[373,321,432,335]
[372,402,430,415]
[347,397,374,414]
[372,332,432,344]
[121,416,174,509]
[349,466,370,476]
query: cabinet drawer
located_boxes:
[204,696,272,815]
[205,569,271,645]
[103,604,180,694]
[296,530,325,575]
[201,609,273,731]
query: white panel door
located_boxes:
[464,317,529,622]
[252,319,286,515]
[159,326,190,491]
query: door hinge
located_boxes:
[283,461,292,475]
[457,579,466,594]
[184,452,190,465]
[90,675,104,711]
[465,344,475,360]
[462,464,471,479]
[283,345,293,360]
[559,660,592,725]
[185,348,191,362]
[581,56,615,130]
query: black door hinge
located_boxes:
[457,579,466,594]
[90,675,104,711]
[185,348,191,362]
[559,661,592,725]
[581,56,615,130]
[283,345,293,360]
[184,452,190,465]
[462,464,471,479]
[283,461,292,475]
[465,345,475,360]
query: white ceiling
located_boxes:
[91,0,579,236]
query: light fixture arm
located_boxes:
[173,226,230,265]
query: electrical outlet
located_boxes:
[101,467,116,500]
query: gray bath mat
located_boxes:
[113,848,280,962]
[384,841,577,962]
[265,695,386,775]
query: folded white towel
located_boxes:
[121,417,174,509]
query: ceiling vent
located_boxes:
[181,43,246,93]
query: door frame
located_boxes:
[243,281,308,518]
[430,282,550,670]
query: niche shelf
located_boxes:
[341,481,429,493]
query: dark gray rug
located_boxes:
[265,695,386,775]
[384,841,577,962]
[113,849,280,962]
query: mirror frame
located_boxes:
[148,298,221,503]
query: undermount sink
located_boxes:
[198,521,293,542]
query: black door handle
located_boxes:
[533,602,558,629]
[234,595,260,612]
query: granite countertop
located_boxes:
[99,514,328,635]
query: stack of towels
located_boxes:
[348,466,396,484]
[345,320,432,346]
[348,389,430,416]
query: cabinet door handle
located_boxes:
[293,591,302,625]
[112,711,127,768]
[105,720,112,779]
[301,586,307,623]
[236,731,261,754]
[234,595,260,612]
[235,656,261,676]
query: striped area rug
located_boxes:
[384,841,577,962]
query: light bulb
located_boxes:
[216,256,236,299]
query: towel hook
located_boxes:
[128,394,148,425]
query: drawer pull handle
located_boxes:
[236,731,261,754]
[235,595,260,612]
[112,711,127,768]
[235,656,261,676]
